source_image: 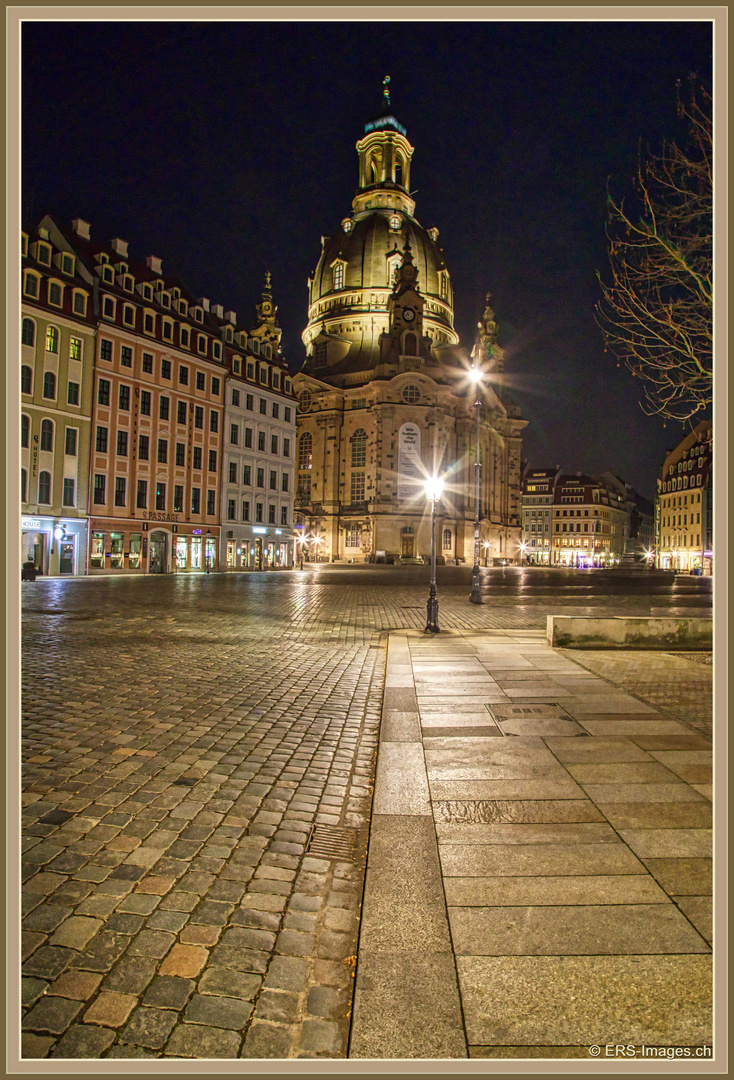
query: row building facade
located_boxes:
[20,216,296,576]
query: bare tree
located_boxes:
[596,81,712,423]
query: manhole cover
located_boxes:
[488,703,569,719]
[306,825,357,861]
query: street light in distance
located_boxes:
[424,475,444,633]
[468,366,484,604]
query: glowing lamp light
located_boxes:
[54,526,66,540]
[469,366,483,384]
[424,477,444,503]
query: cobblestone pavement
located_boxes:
[17,569,714,1060]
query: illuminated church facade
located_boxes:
[292,83,526,564]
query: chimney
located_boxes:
[225,310,237,323]
[198,297,210,312]
[72,218,91,240]
[146,255,163,275]
[111,238,129,257]
[212,303,224,319]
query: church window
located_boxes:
[439,272,448,300]
[350,472,365,503]
[403,332,417,356]
[298,475,311,501]
[345,528,361,548]
[313,342,327,368]
[402,384,420,404]
[442,529,452,550]
[298,433,313,470]
[387,254,401,285]
[351,429,367,467]
[298,389,312,413]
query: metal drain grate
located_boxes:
[306,825,357,861]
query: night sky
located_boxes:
[21,18,713,499]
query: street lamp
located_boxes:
[296,532,307,569]
[482,540,491,567]
[519,542,528,566]
[206,529,212,574]
[424,476,444,633]
[468,367,483,604]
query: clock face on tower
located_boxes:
[403,307,416,322]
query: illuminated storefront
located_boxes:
[21,516,87,577]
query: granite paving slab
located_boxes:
[444,875,669,907]
[672,896,712,943]
[457,955,712,1047]
[617,828,712,859]
[596,802,712,829]
[642,858,713,895]
[438,843,646,878]
[565,762,683,784]
[429,779,587,801]
[579,783,708,804]
[544,738,654,763]
[434,822,620,845]
[449,903,710,955]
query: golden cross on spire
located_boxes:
[382,75,391,107]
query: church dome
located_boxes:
[302,86,460,376]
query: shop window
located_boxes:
[110,533,124,568]
[38,470,51,504]
[129,534,142,568]
[22,366,33,394]
[114,478,127,507]
[22,318,35,346]
[90,533,105,567]
[40,418,54,451]
[156,482,166,510]
[136,480,147,509]
[43,372,56,399]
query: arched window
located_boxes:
[21,366,32,395]
[45,326,59,353]
[22,318,35,346]
[21,468,27,503]
[22,414,30,448]
[351,428,367,468]
[38,470,51,504]
[403,332,417,356]
[40,419,54,451]
[43,372,56,399]
[298,433,313,470]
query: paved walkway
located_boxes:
[351,629,714,1060]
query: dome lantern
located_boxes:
[353,76,415,218]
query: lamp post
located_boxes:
[205,529,212,574]
[424,476,444,633]
[468,367,483,603]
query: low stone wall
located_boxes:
[547,615,713,650]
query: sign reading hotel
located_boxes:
[397,423,422,500]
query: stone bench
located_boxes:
[547,615,713,650]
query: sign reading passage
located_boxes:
[397,423,422,501]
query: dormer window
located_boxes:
[23,271,40,298]
[331,259,346,291]
[61,253,74,276]
[178,299,188,316]
[197,334,207,354]
[21,233,28,257]
[171,288,180,300]
[123,304,136,327]
[48,280,63,308]
[72,290,88,316]
[162,319,174,341]
[160,292,170,308]
[259,365,268,384]
[102,265,114,284]
[37,243,52,266]
[212,341,222,360]
[192,306,203,322]
[232,356,241,375]
[225,326,233,343]
[180,326,190,348]
[122,274,134,292]
[142,283,153,301]
[102,295,116,320]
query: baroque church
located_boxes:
[292,83,526,564]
